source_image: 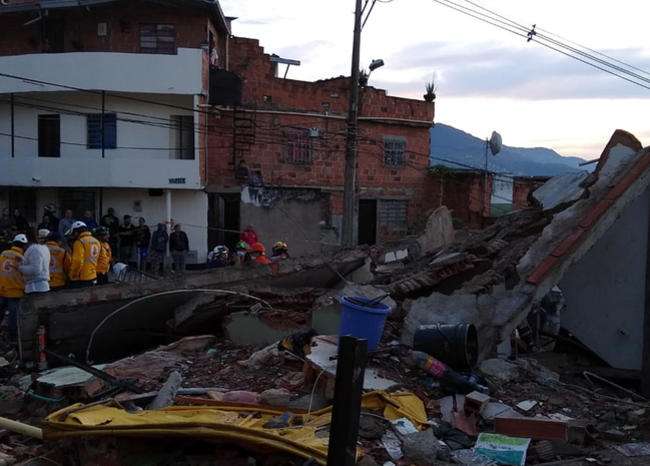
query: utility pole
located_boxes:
[341,0,363,248]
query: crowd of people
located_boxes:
[0,207,288,342]
[207,225,290,274]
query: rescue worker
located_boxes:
[207,245,230,268]
[19,229,51,294]
[46,232,68,290]
[249,242,271,267]
[67,221,101,288]
[0,234,27,340]
[234,240,251,268]
[269,241,290,275]
[94,227,112,285]
[240,225,258,248]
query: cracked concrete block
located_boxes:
[417,206,455,255]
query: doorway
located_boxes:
[208,193,241,251]
[358,199,377,246]
[59,189,96,218]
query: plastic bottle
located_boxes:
[408,350,489,394]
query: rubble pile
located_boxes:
[1,130,650,463]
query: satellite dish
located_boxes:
[489,131,502,156]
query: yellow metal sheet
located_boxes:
[44,391,427,465]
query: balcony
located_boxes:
[0,48,204,95]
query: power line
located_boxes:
[431,0,650,91]
[459,0,650,78]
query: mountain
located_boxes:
[430,123,587,177]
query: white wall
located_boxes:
[560,188,650,370]
[103,188,209,262]
[0,92,203,189]
[30,188,208,261]
[0,49,204,95]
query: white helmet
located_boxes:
[212,245,229,255]
[12,234,28,244]
[65,221,87,237]
[38,229,50,239]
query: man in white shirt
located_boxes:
[19,229,51,294]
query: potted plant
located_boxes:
[424,76,437,102]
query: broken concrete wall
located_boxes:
[416,206,455,255]
[240,186,324,257]
[560,186,650,370]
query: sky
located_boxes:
[219,0,650,160]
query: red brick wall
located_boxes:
[425,170,493,228]
[0,4,224,60]
[513,177,549,210]
[207,36,434,239]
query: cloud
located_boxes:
[379,41,650,100]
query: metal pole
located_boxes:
[341,0,363,248]
[10,93,15,158]
[101,91,106,159]
[484,139,489,218]
[326,336,368,466]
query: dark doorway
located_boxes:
[208,193,241,251]
[358,199,377,246]
[8,188,37,224]
[43,18,65,53]
[59,189,96,219]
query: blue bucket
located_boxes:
[339,296,391,351]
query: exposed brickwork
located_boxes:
[513,177,550,210]
[424,170,493,229]
[0,3,222,60]
[207,36,435,241]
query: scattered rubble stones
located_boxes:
[401,428,439,465]
[259,388,292,407]
[478,358,520,382]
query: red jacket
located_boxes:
[240,229,258,247]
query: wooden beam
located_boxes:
[326,336,367,466]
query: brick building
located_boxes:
[206,37,435,254]
[0,0,230,260]
[512,176,550,210]
[425,167,493,229]
[0,0,435,259]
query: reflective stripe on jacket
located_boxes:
[69,232,101,281]
[47,241,67,288]
[0,247,25,298]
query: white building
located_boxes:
[0,0,232,262]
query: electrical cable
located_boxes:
[432,0,650,90]
[85,289,274,363]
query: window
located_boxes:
[284,129,312,165]
[87,113,117,149]
[384,136,406,167]
[170,115,195,160]
[140,24,176,54]
[38,114,60,158]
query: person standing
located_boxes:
[240,225,259,248]
[19,229,51,294]
[68,221,100,288]
[81,210,98,230]
[94,227,112,285]
[46,232,68,291]
[169,224,189,273]
[58,209,74,238]
[118,215,136,265]
[0,234,27,341]
[135,217,151,270]
[149,223,168,276]
[101,208,120,254]
[43,204,60,230]
[12,209,29,233]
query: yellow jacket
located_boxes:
[69,232,101,282]
[97,241,112,275]
[47,241,67,288]
[0,247,25,298]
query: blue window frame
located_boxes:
[87,113,117,149]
